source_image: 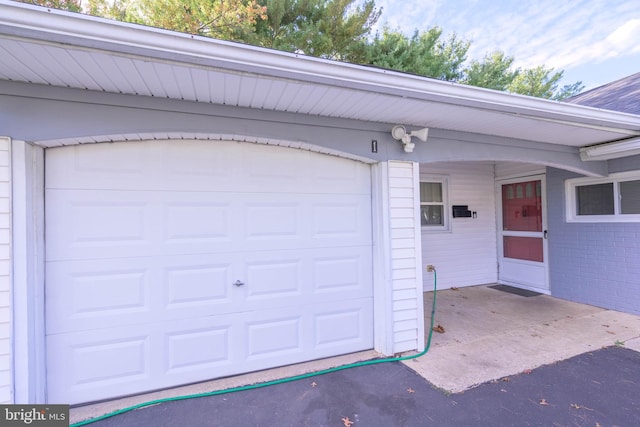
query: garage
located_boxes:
[44,139,374,405]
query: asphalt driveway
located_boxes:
[81,346,640,427]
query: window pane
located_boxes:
[576,183,614,215]
[421,205,443,226]
[621,180,640,214]
[502,181,542,231]
[503,236,543,262]
[420,182,442,203]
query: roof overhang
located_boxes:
[1,1,639,150]
[580,137,640,161]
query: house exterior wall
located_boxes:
[0,137,11,403]
[547,165,640,315]
[420,162,497,290]
[388,161,425,353]
[0,80,619,400]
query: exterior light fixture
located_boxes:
[391,125,429,153]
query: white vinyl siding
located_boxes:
[0,137,11,404]
[388,161,424,353]
[420,163,497,290]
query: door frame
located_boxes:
[496,174,550,294]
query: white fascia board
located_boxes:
[580,137,640,161]
[1,0,640,132]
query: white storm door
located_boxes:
[497,175,549,292]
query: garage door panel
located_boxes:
[45,141,151,191]
[46,259,153,335]
[309,152,371,195]
[46,140,374,404]
[312,249,373,296]
[313,300,373,351]
[47,191,371,261]
[163,318,236,376]
[311,196,372,244]
[245,315,303,361]
[46,190,239,261]
[46,140,371,195]
[47,315,241,404]
[45,190,151,261]
[46,254,240,334]
[46,326,152,404]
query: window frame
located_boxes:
[565,171,640,223]
[419,175,450,232]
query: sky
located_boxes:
[373,0,640,91]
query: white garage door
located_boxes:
[45,140,373,405]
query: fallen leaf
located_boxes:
[407,388,415,393]
[501,377,511,382]
[311,382,317,388]
[539,398,549,406]
[571,403,593,411]
[606,331,616,335]
[523,369,532,375]
[341,416,354,427]
[602,324,610,328]
[433,324,445,333]
[451,287,459,291]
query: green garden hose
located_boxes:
[72,269,438,426]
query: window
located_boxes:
[420,177,449,231]
[566,172,640,222]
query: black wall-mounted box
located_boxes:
[452,205,472,218]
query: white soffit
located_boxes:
[0,1,639,147]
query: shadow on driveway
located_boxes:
[86,346,640,426]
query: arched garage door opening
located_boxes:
[44,139,374,404]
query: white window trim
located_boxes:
[565,171,640,223]
[419,175,450,232]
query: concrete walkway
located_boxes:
[405,285,640,393]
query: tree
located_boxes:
[248,0,380,62]
[507,66,584,100]
[365,27,469,81]
[462,51,519,91]
[130,0,267,40]
[18,0,82,12]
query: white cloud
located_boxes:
[375,0,640,77]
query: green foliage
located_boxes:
[365,27,469,81]
[507,66,584,100]
[248,0,380,62]
[129,0,267,39]
[462,51,518,91]
[17,0,82,12]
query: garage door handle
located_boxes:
[233,280,245,287]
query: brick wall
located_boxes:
[547,167,640,315]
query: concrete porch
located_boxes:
[406,284,640,393]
